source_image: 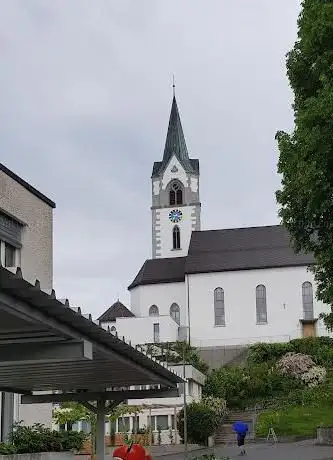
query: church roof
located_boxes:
[128,257,186,289]
[128,225,315,290]
[98,301,135,322]
[186,225,315,274]
[152,96,198,177]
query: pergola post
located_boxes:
[0,392,14,442]
[96,399,106,460]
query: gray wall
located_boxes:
[0,170,53,289]
[0,170,54,428]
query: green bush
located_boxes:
[11,422,87,453]
[203,362,301,409]
[248,337,333,366]
[177,402,219,445]
[0,442,17,455]
[247,342,293,364]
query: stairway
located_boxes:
[215,410,256,445]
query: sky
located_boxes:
[0,0,301,318]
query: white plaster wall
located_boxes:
[112,316,179,345]
[158,206,196,258]
[130,282,186,325]
[161,156,188,192]
[188,266,331,347]
[0,170,53,428]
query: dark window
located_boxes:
[110,326,117,334]
[156,415,169,430]
[4,243,15,267]
[169,182,183,206]
[170,303,180,325]
[302,282,314,320]
[256,285,267,324]
[214,287,225,326]
[132,416,140,433]
[149,305,159,316]
[118,417,130,433]
[176,189,183,205]
[169,190,176,206]
[173,226,181,249]
[153,323,160,343]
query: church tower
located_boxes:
[151,93,201,259]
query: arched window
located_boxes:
[173,226,181,250]
[214,288,225,326]
[256,285,267,324]
[149,305,159,317]
[110,325,117,334]
[302,282,314,320]
[170,303,180,325]
[169,182,183,206]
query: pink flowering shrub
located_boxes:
[276,352,326,387]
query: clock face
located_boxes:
[169,209,183,223]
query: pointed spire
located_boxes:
[160,94,194,174]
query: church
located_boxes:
[99,93,331,352]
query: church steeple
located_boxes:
[151,90,201,259]
[153,95,194,177]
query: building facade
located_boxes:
[99,93,332,352]
[0,163,56,437]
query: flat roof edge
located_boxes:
[0,163,56,209]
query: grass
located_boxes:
[256,406,333,437]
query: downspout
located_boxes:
[186,274,191,346]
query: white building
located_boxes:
[0,163,55,437]
[97,92,332,443]
[99,93,330,354]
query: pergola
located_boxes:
[0,265,183,459]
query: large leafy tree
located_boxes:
[276,0,333,328]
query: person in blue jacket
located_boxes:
[237,430,247,456]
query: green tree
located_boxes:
[276,0,333,328]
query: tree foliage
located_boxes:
[144,341,209,375]
[276,0,333,328]
[177,400,224,446]
[53,402,143,429]
[203,362,301,409]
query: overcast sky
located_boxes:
[0,0,301,317]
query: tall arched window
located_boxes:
[302,282,314,320]
[173,226,181,250]
[170,303,180,325]
[256,284,267,324]
[169,182,183,206]
[149,305,159,317]
[214,288,225,326]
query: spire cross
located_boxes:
[172,74,175,96]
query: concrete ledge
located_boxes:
[0,453,75,460]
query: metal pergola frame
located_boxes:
[0,265,184,459]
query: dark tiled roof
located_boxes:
[186,225,314,274]
[98,301,135,322]
[0,163,56,209]
[151,96,198,178]
[128,257,186,290]
[128,226,315,289]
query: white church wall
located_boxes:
[188,266,331,347]
[158,206,196,258]
[161,156,188,192]
[114,315,179,345]
[130,282,186,325]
